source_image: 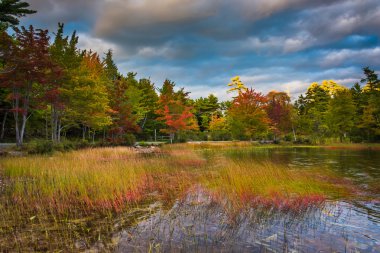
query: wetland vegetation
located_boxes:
[0,143,379,251]
[1,1,380,252]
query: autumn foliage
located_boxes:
[156,80,198,141]
[228,88,270,139]
[0,19,380,145]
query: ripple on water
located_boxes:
[116,188,380,253]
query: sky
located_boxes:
[21,0,380,100]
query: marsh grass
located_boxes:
[204,159,353,212]
[0,144,356,251]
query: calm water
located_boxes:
[117,147,380,252]
[225,147,380,194]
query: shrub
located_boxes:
[350,136,364,143]
[293,137,311,144]
[27,140,54,154]
[61,140,75,151]
[76,139,90,149]
[283,134,293,142]
[210,130,232,141]
[123,133,136,146]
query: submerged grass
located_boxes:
[203,159,353,212]
[0,144,357,251]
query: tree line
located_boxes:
[1,1,379,146]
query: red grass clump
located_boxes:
[239,192,325,213]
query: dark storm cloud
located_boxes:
[21,0,380,100]
[25,0,101,30]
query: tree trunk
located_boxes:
[20,86,32,146]
[20,113,27,146]
[51,106,61,143]
[54,108,58,142]
[18,81,32,146]
[82,126,86,140]
[51,106,55,142]
[11,81,33,147]
[58,119,61,143]
[1,111,8,140]
[292,123,297,142]
[13,89,21,147]
[45,111,49,140]
[141,114,148,129]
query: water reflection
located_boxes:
[117,147,380,252]
[117,188,380,252]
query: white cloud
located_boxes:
[334,78,360,86]
[137,46,171,58]
[297,0,380,40]
[283,33,316,53]
[320,47,380,67]
[136,42,184,59]
[186,85,234,101]
[280,80,309,99]
[239,74,274,84]
[77,33,125,59]
[244,32,316,54]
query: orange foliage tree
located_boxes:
[228,88,270,140]
[156,80,198,142]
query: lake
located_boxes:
[117,147,380,252]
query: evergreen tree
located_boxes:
[326,89,355,142]
[194,94,219,131]
[0,0,36,29]
[103,49,119,81]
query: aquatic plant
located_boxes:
[0,144,358,251]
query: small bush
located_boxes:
[76,139,90,149]
[27,140,54,154]
[209,131,231,141]
[350,136,364,143]
[123,133,136,146]
[283,134,293,142]
[53,143,65,152]
[293,137,311,144]
[61,140,75,151]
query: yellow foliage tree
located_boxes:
[227,76,248,94]
[320,80,347,97]
[209,114,227,131]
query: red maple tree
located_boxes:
[156,80,198,142]
[0,26,53,146]
[266,91,292,138]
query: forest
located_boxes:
[1,1,380,150]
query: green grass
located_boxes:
[0,144,357,251]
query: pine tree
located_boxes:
[0,0,36,29]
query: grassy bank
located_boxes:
[0,144,357,251]
[187,140,380,150]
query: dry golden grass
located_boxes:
[0,145,355,213]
